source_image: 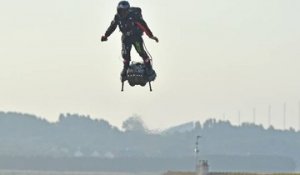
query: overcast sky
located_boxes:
[0,0,300,130]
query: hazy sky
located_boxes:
[1,0,300,130]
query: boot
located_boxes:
[145,63,156,81]
[145,62,155,76]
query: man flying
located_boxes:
[101,1,159,82]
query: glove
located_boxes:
[150,36,159,43]
[101,35,108,42]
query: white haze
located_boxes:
[0,0,300,130]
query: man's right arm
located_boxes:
[102,15,118,41]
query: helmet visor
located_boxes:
[117,8,128,16]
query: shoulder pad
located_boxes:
[129,7,142,15]
[114,14,120,21]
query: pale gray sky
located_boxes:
[0,0,300,130]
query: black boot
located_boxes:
[145,63,156,81]
[145,63,154,75]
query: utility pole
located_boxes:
[268,105,272,127]
[195,135,201,170]
[238,110,241,126]
[283,102,286,130]
[253,108,256,124]
[298,101,300,131]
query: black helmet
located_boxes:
[117,1,130,16]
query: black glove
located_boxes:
[150,36,159,43]
[101,35,108,42]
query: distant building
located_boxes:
[74,148,84,157]
[196,160,209,175]
[104,151,115,159]
[91,150,101,157]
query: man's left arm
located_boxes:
[134,9,158,42]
